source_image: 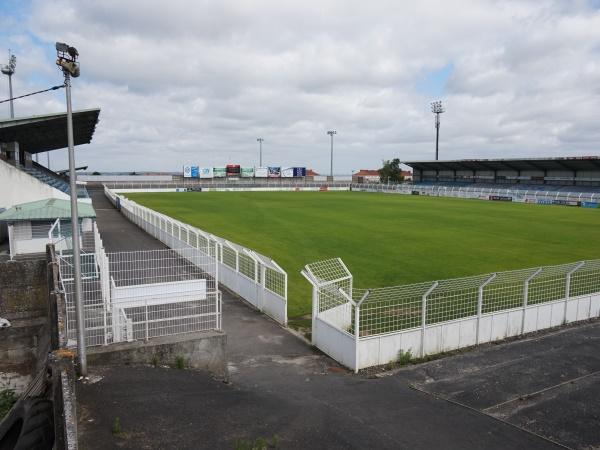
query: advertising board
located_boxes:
[255,167,269,178]
[226,165,241,177]
[553,200,581,207]
[489,195,512,202]
[294,167,306,177]
[200,167,213,178]
[241,167,255,177]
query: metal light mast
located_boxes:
[431,101,444,161]
[257,138,264,166]
[56,42,86,376]
[1,51,17,118]
[327,130,336,177]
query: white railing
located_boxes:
[303,258,600,372]
[354,183,599,207]
[104,186,287,325]
[58,227,220,348]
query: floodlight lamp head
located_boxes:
[55,42,79,61]
[56,42,70,53]
[55,41,80,77]
[1,55,16,75]
[430,100,444,114]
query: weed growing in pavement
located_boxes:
[112,417,122,435]
[172,355,186,369]
[0,389,18,421]
[151,355,158,367]
[272,435,280,449]
[397,349,413,366]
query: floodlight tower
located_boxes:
[257,138,264,166]
[55,41,87,376]
[1,51,17,118]
[327,130,336,177]
[431,101,444,161]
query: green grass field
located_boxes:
[125,191,599,318]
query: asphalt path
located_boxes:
[76,188,599,449]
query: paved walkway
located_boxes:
[76,188,599,449]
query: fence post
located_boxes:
[215,241,220,285]
[145,298,149,342]
[260,262,266,312]
[355,290,370,373]
[522,268,543,334]
[476,273,497,345]
[564,262,585,323]
[421,282,438,357]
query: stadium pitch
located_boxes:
[125,191,599,317]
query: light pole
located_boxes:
[257,138,264,166]
[327,130,336,177]
[56,41,86,376]
[1,50,17,118]
[431,101,444,161]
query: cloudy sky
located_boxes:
[1,0,599,174]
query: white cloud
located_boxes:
[0,0,598,173]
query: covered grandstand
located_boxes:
[404,156,600,191]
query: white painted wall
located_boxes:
[0,160,69,209]
[78,175,173,182]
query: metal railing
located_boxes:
[353,183,600,205]
[104,186,288,325]
[303,258,600,372]
[58,223,220,347]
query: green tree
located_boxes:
[92,171,101,175]
[379,158,404,184]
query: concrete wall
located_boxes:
[86,331,228,381]
[0,159,70,210]
[0,258,50,392]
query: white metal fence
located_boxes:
[302,258,600,372]
[104,186,288,325]
[354,183,600,205]
[58,223,220,347]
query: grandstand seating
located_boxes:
[413,181,600,194]
[8,160,89,198]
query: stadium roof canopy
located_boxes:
[0,108,100,154]
[403,157,600,173]
[0,198,96,221]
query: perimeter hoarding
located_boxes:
[268,167,281,178]
[184,166,199,178]
[255,167,269,178]
[281,167,294,177]
[241,167,255,177]
[214,167,226,178]
[226,165,241,177]
[200,167,213,178]
[294,167,306,177]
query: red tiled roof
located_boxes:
[355,169,380,176]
